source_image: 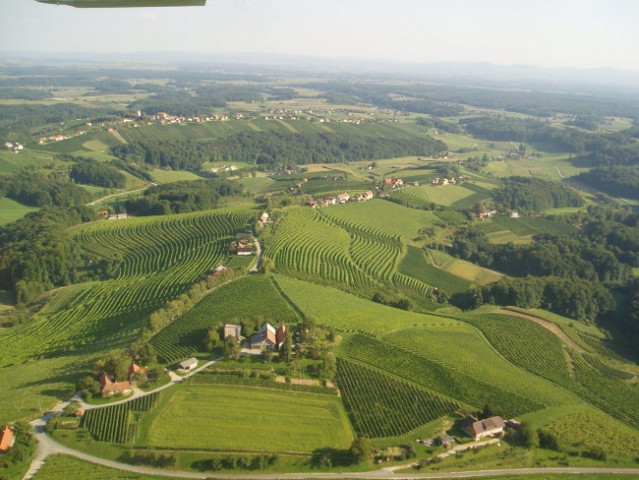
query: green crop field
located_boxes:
[391,184,479,207]
[150,276,299,364]
[135,384,354,453]
[0,197,39,225]
[0,209,254,424]
[148,168,203,183]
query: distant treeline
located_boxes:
[0,88,52,101]
[124,179,243,216]
[0,170,92,207]
[491,177,584,213]
[112,131,446,170]
[0,206,96,304]
[577,166,639,199]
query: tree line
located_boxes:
[577,166,639,199]
[67,155,127,189]
[0,169,92,207]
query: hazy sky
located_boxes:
[1,0,638,71]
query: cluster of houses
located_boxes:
[235,233,256,256]
[98,362,148,397]
[224,322,288,351]
[431,175,464,186]
[37,131,85,145]
[0,425,15,453]
[307,190,375,208]
[3,142,24,153]
[384,178,405,189]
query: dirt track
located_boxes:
[497,309,584,352]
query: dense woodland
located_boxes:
[491,177,584,213]
[0,170,92,207]
[124,179,243,216]
[68,156,127,189]
[112,131,446,171]
[449,208,639,329]
[577,166,639,200]
[0,206,96,304]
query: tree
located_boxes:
[105,353,131,381]
[224,336,241,360]
[78,376,101,397]
[279,326,293,363]
[349,436,373,464]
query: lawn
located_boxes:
[399,246,472,295]
[428,249,503,285]
[136,384,354,453]
[0,197,38,225]
[148,168,203,183]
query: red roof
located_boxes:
[0,426,15,453]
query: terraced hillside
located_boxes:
[266,203,440,310]
[0,209,254,423]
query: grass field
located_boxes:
[428,249,503,285]
[148,168,203,183]
[136,384,354,453]
[0,197,38,225]
[399,246,472,295]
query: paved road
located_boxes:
[23,358,219,479]
[87,187,151,206]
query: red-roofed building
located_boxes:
[99,372,132,397]
[0,426,15,453]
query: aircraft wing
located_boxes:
[36,0,206,7]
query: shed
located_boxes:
[179,357,198,371]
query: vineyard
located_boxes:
[150,276,299,364]
[467,313,639,427]
[336,359,458,438]
[341,333,545,418]
[266,206,441,310]
[82,393,159,444]
[0,209,253,423]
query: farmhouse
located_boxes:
[462,415,506,441]
[0,426,15,453]
[250,323,277,350]
[99,372,132,397]
[129,363,148,380]
[179,357,198,371]
[259,212,270,224]
[384,178,404,189]
[236,233,255,256]
[323,196,337,206]
[224,323,243,341]
[276,324,287,348]
[364,190,374,200]
[212,265,227,277]
[337,193,350,204]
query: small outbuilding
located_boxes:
[178,357,198,371]
[0,426,15,453]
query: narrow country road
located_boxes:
[249,238,262,273]
[87,185,155,206]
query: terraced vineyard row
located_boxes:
[150,276,298,364]
[342,334,544,418]
[336,359,459,438]
[82,393,159,444]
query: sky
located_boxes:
[1,0,638,72]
